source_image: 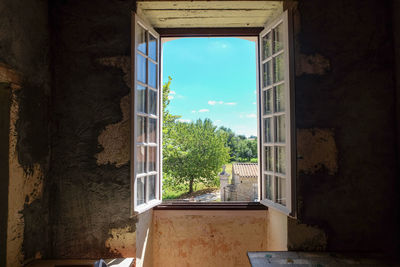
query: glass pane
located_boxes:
[137,176,145,205]
[273,54,284,83]
[273,23,284,53]
[263,89,273,115]
[149,118,157,143]
[148,175,156,201]
[137,26,147,54]
[137,146,146,174]
[264,146,273,172]
[149,34,157,61]
[275,146,286,174]
[275,176,286,206]
[275,115,285,143]
[137,116,147,143]
[274,84,285,112]
[149,61,157,88]
[149,89,157,115]
[136,84,146,113]
[265,175,273,200]
[137,54,147,84]
[262,61,272,88]
[262,32,272,60]
[264,118,272,143]
[148,146,157,172]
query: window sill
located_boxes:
[154,202,267,210]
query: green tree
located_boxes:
[163,119,230,193]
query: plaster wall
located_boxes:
[285,0,399,253]
[49,0,138,259]
[152,210,272,267]
[0,0,51,265]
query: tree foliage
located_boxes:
[163,119,230,193]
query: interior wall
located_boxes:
[0,0,51,265]
[285,0,399,253]
[48,0,138,259]
[152,210,270,267]
[0,82,10,267]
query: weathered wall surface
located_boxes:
[0,0,51,265]
[0,81,10,267]
[49,0,137,258]
[287,0,399,253]
[153,210,269,267]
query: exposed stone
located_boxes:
[296,53,330,76]
[288,218,327,251]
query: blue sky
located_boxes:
[162,37,257,137]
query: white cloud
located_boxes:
[215,120,222,124]
[252,102,257,105]
[208,100,224,105]
[254,90,257,95]
[177,119,192,123]
[198,109,209,113]
[246,114,257,118]
[225,102,237,106]
[169,90,176,95]
[191,110,196,113]
[168,95,174,100]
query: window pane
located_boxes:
[137,116,147,143]
[137,176,145,205]
[263,89,273,115]
[149,118,157,144]
[265,175,273,200]
[137,146,146,174]
[136,84,146,113]
[275,176,286,206]
[273,23,284,53]
[274,84,285,112]
[275,146,286,174]
[148,175,156,201]
[264,118,272,143]
[273,54,284,83]
[148,146,156,172]
[264,146,273,172]
[149,34,157,61]
[262,61,272,88]
[137,54,147,84]
[275,115,285,143]
[149,61,157,88]
[149,89,157,115]
[262,32,272,60]
[137,26,147,54]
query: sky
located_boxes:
[162,37,257,137]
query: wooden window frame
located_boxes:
[131,12,295,214]
[258,10,296,217]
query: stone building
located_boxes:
[220,163,259,201]
[1,0,400,266]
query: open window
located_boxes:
[258,10,295,216]
[131,14,162,213]
[131,10,295,215]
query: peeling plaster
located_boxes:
[153,210,269,267]
[96,56,130,168]
[296,53,330,76]
[96,94,130,167]
[297,128,338,175]
[105,225,136,257]
[7,82,45,267]
[288,218,327,251]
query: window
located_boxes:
[132,11,295,215]
[259,11,295,216]
[131,14,162,213]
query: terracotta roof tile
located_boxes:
[232,163,259,178]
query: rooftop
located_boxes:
[232,163,259,178]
